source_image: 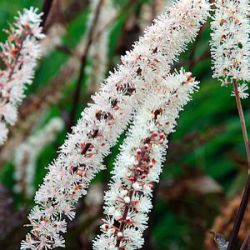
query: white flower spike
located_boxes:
[210,0,250,98]
[21,0,209,249]
[93,70,199,250]
[0,8,44,145]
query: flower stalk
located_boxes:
[227,81,250,250]
[232,80,250,166]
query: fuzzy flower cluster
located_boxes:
[0,8,44,145]
[93,70,199,250]
[21,1,209,249]
[14,118,64,197]
[210,0,250,98]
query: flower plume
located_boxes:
[93,70,199,250]
[0,8,44,145]
[21,0,209,249]
[210,0,250,98]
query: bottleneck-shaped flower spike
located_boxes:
[210,0,250,97]
[93,70,199,250]
[14,118,64,197]
[0,8,44,145]
[21,1,209,249]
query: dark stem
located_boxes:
[41,0,54,30]
[56,45,74,57]
[227,175,250,250]
[227,80,250,250]
[67,0,104,131]
[233,81,250,165]
[115,190,134,248]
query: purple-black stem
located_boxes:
[41,0,54,30]
[67,0,104,131]
[227,80,250,250]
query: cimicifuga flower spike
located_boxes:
[21,1,209,249]
[93,70,199,250]
[0,8,44,145]
[14,118,64,197]
[210,0,250,98]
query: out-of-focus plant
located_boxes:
[0,8,44,145]
[14,117,64,198]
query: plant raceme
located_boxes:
[93,70,199,249]
[20,0,209,249]
[0,8,44,145]
[210,0,250,98]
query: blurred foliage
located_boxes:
[0,0,249,250]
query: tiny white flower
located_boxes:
[117,232,123,238]
[124,196,131,204]
[132,182,141,191]
[231,83,249,99]
[120,189,128,197]
[114,211,122,220]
